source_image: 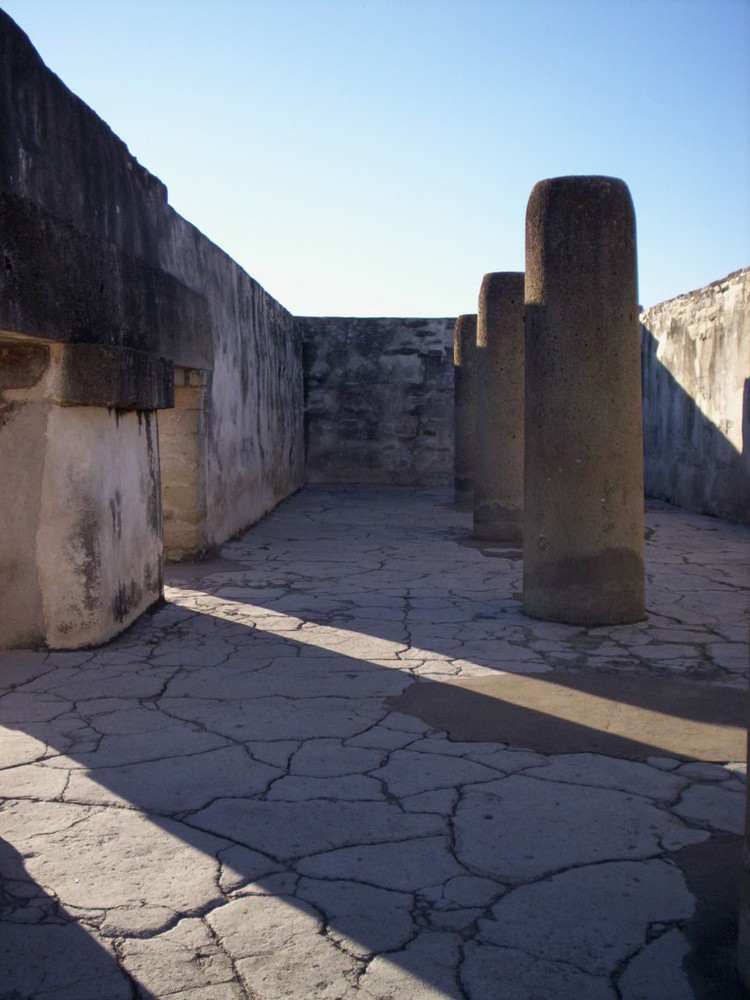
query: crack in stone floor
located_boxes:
[0,485,748,998]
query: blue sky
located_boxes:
[3,0,748,315]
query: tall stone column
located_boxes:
[454,314,477,508]
[473,272,525,542]
[523,176,645,625]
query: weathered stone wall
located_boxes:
[0,10,305,553]
[158,214,304,550]
[301,317,455,485]
[0,10,304,646]
[0,12,303,524]
[641,268,749,523]
[301,276,748,525]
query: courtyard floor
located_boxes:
[0,485,748,999]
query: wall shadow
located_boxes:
[641,324,749,523]
[0,836,155,998]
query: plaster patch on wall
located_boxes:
[36,407,162,647]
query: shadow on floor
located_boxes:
[0,488,747,997]
[0,836,155,998]
[389,669,747,760]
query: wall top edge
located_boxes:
[166,209,294,322]
[0,10,166,205]
[642,267,750,314]
[296,316,457,323]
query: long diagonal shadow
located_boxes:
[0,485,748,997]
[165,587,748,757]
[0,836,156,999]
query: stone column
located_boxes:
[454,314,477,508]
[523,176,645,625]
[473,272,525,542]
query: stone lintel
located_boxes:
[0,335,174,410]
[55,342,174,411]
[0,338,50,389]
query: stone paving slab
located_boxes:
[0,485,748,999]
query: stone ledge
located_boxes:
[0,336,173,410]
[54,342,174,410]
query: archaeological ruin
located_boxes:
[0,8,749,996]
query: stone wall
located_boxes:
[0,10,305,553]
[301,317,455,485]
[301,274,748,525]
[641,268,749,523]
[157,214,304,551]
[0,338,167,648]
[0,11,304,647]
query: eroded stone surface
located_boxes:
[207,894,360,999]
[119,918,242,998]
[454,775,695,883]
[478,859,695,975]
[460,942,616,1000]
[358,931,464,999]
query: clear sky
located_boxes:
[3,0,749,316]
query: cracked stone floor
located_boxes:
[1,484,748,1000]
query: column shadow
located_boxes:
[0,584,746,996]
